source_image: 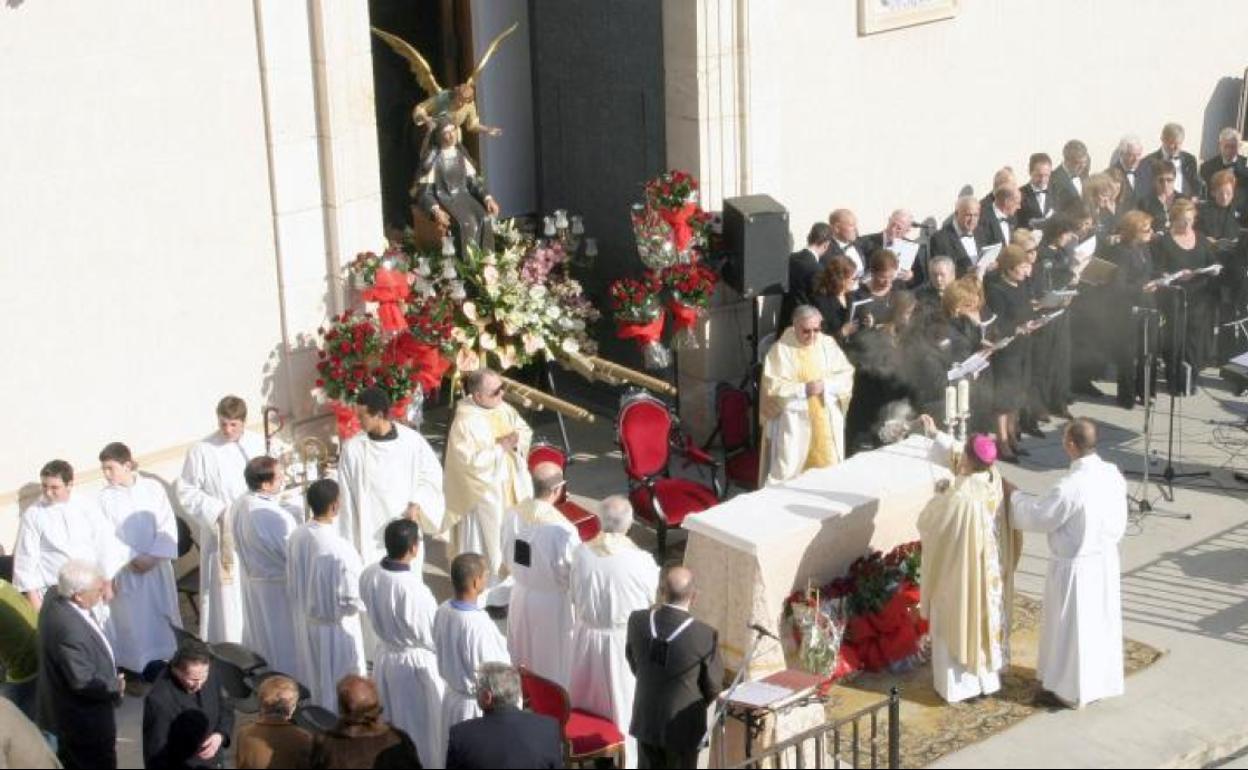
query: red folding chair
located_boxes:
[528,442,601,542]
[520,666,625,767]
[712,382,761,492]
[615,392,722,558]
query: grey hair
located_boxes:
[1161,122,1185,141]
[791,304,823,327]
[1219,127,1241,144]
[954,194,979,214]
[531,463,565,500]
[57,559,103,597]
[1117,134,1143,154]
[475,662,522,709]
[598,495,634,534]
[464,367,498,395]
[888,209,912,225]
[928,255,955,273]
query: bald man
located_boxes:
[1010,419,1127,708]
[626,566,722,769]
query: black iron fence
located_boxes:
[729,687,901,769]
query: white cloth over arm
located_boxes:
[360,563,446,769]
[286,521,367,712]
[100,477,181,673]
[174,431,263,643]
[433,601,510,734]
[1010,453,1128,706]
[502,507,577,688]
[231,492,302,677]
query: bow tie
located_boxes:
[1034,188,1048,194]
[998,217,1009,223]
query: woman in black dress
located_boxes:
[984,246,1040,461]
[1137,158,1181,234]
[843,291,917,455]
[811,254,863,344]
[1028,217,1080,419]
[1197,169,1246,333]
[1105,211,1160,408]
[942,277,995,435]
[851,249,904,327]
[1152,198,1218,392]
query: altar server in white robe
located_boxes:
[500,462,577,687]
[569,496,659,769]
[13,459,123,613]
[1010,418,1128,708]
[338,386,445,574]
[444,368,533,605]
[97,443,181,674]
[360,519,446,769]
[175,395,265,643]
[287,479,367,712]
[759,305,855,486]
[917,432,1020,704]
[434,552,511,734]
[231,456,303,678]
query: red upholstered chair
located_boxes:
[712,382,761,492]
[616,392,722,557]
[527,443,601,542]
[519,666,625,767]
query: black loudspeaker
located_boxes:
[721,194,791,297]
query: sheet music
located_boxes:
[948,351,991,381]
[1073,235,1097,261]
[727,680,795,709]
[975,242,1002,267]
[849,298,873,324]
[1037,289,1077,310]
[892,238,921,273]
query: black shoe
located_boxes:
[1014,446,1031,457]
[1072,381,1105,398]
[1116,399,1135,410]
[1022,422,1045,439]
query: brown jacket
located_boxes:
[233,719,315,770]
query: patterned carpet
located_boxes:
[823,594,1164,768]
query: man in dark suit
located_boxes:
[977,184,1021,247]
[1109,134,1146,208]
[929,196,984,276]
[1141,122,1203,200]
[823,209,870,277]
[1199,127,1248,194]
[862,209,928,286]
[446,663,563,769]
[36,559,123,770]
[1050,139,1090,212]
[781,222,834,328]
[143,638,235,769]
[627,566,723,770]
[1018,153,1056,228]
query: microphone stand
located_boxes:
[1159,284,1208,498]
[1123,306,1187,519]
[702,625,769,768]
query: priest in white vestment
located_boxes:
[97,443,181,674]
[434,552,511,738]
[759,305,855,486]
[175,395,265,643]
[918,432,1020,703]
[360,519,447,769]
[500,463,577,687]
[13,460,123,613]
[569,496,659,769]
[1010,418,1127,708]
[338,386,445,575]
[287,479,367,712]
[231,456,303,678]
[444,368,533,606]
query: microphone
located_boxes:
[1131,306,1159,316]
[748,623,780,641]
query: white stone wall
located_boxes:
[0,0,382,549]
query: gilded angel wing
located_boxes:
[466,21,519,86]
[371,26,441,96]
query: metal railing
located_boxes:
[730,687,901,769]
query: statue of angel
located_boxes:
[371,23,518,151]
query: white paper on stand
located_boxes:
[948,351,991,381]
[726,680,795,709]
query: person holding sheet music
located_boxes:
[942,278,995,434]
[1106,211,1160,409]
[1051,140,1091,213]
[1082,175,1122,240]
[1152,198,1219,391]
[1198,128,1248,195]
[1137,159,1186,234]
[824,208,870,279]
[931,196,984,277]
[984,246,1041,462]
[863,209,923,286]
[1031,218,1080,418]
[843,290,918,456]
[812,255,863,342]
[851,249,905,327]
[977,185,1022,248]
[1018,153,1056,228]
[1197,169,1247,319]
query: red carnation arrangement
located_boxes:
[609,272,664,322]
[661,263,718,307]
[644,170,698,210]
[315,311,420,436]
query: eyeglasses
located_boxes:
[489,384,506,397]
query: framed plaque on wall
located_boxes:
[858,0,960,36]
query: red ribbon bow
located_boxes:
[362,268,411,332]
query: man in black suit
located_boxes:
[1110,134,1146,208]
[1200,127,1248,194]
[1050,139,1090,212]
[977,184,1021,247]
[627,566,722,770]
[781,222,834,328]
[862,209,927,286]
[36,559,123,770]
[823,209,870,278]
[446,663,563,769]
[143,639,235,769]
[1142,122,1203,200]
[929,196,984,276]
[1018,153,1056,227]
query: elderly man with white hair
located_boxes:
[759,305,855,486]
[863,209,924,285]
[36,560,124,769]
[501,462,579,688]
[445,663,564,768]
[1200,127,1248,193]
[930,195,984,277]
[1111,134,1145,205]
[1144,122,1201,198]
[569,496,660,768]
